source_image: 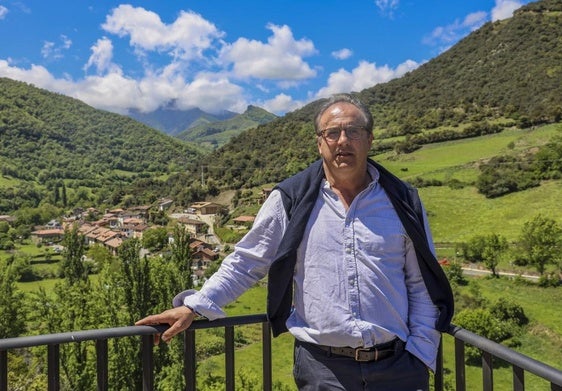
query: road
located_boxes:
[462,267,539,281]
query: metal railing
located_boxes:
[1,315,561,390]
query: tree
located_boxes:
[517,214,561,275]
[119,238,152,323]
[169,224,193,289]
[481,233,508,278]
[0,259,26,338]
[142,226,169,252]
[61,225,87,284]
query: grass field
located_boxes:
[375,124,562,244]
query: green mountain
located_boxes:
[128,106,237,136]
[176,105,278,150]
[0,77,203,212]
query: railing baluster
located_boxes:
[434,335,443,391]
[482,351,493,391]
[141,335,154,391]
[225,325,235,391]
[185,329,196,391]
[454,338,466,391]
[96,339,108,391]
[48,344,60,391]
[513,364,524,391]
[262,322,272,391]
[0,349,7,391]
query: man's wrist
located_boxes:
[185,304,204,319]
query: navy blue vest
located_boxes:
[266,159,454,337]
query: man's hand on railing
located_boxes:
[135,306,196,345]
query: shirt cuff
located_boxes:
[172,289,226,321]
[405,334,440,372]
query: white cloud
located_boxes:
[0,5,8,19]
[41,35,73,60]
[332,48,353,60]
[102,5,223,60]
[220,23,317,81]
[314,59,419,99]
[175,73,246,113]
[423,11,487,48]
[261,93,304,115]
[463,11,488,30]
[491,0,524,21]
[41,42,55,59]
[84,37,120,75]
[375,0,399,14]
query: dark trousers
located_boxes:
[293,340,429,391]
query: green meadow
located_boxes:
[377,124,562,244]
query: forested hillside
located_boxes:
[0,78,203,212]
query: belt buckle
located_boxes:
[354,347,376,362]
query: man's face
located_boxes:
[317,102,373,172]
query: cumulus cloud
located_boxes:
[220,23,317,81]
[102,4,224,60]
[84,37,120,75]
[491,0,524,21]
[261,93,304,115]
[0,5,9,19]
[314,59,419,99]
[332,48,353,60]
[0,3,427,117]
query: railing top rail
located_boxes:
[0,314,268,351]
[448,324,562,386]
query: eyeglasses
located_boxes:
[319,126,367,142]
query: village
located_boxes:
[18,193,270,286]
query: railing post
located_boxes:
[482,351,493,391]
[48,344,60,391]
[141,335,154,391]
[262,322,272,391]
[225,326,235,391]
[96,339,108,391]
[0,350,7,391]
[185,329,196,391]
[513,365,524,391]
[434,335,443,391]
[454,338,466,391]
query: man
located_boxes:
[137,93,454,390]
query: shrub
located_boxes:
[490,298,528,327]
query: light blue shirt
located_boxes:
[177,166,441,370]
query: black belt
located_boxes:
[314,338,403,362]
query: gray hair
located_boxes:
[313,93,373,134]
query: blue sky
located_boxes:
[0,0,533,116]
